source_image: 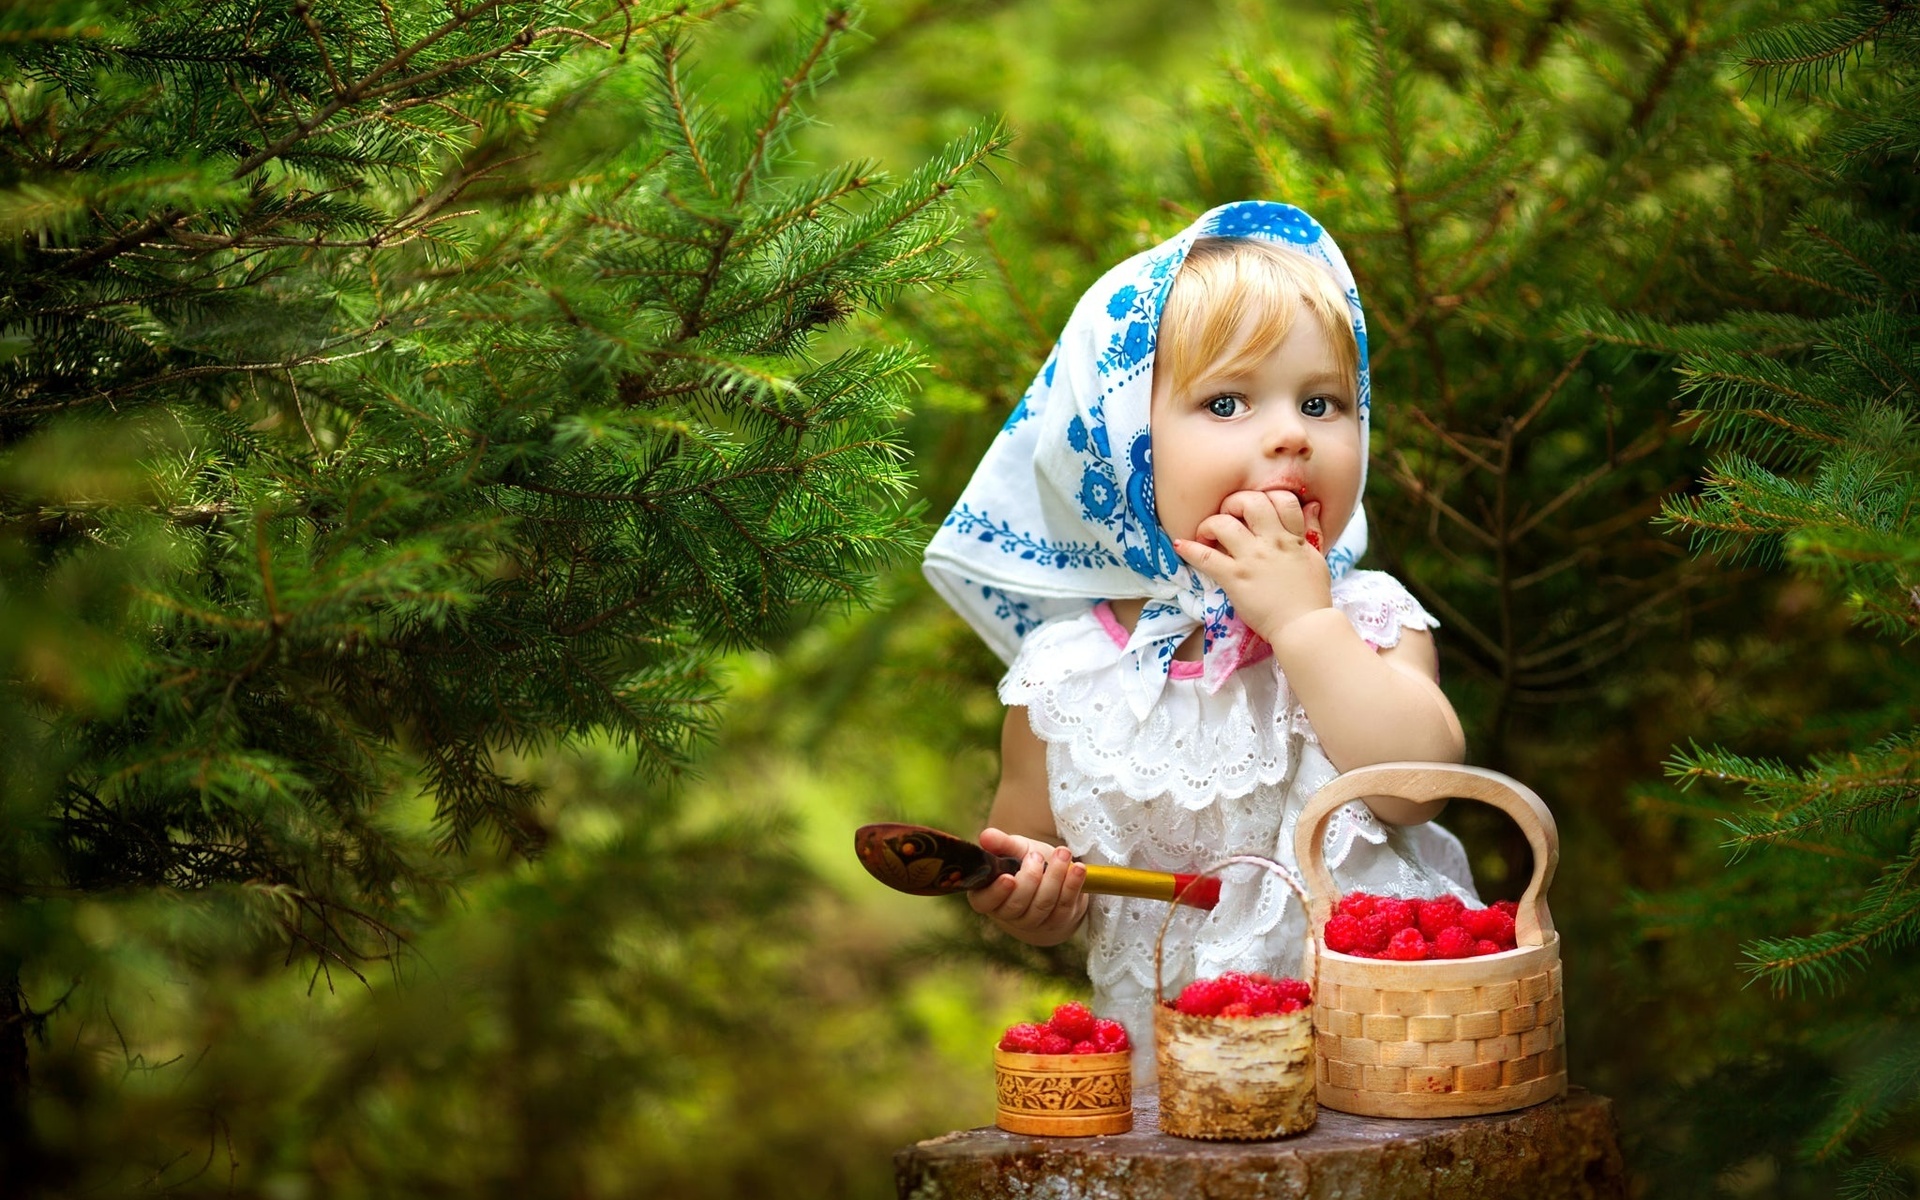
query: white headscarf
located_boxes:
[922,201,1372,718]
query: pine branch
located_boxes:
[5,334,392,416]
[1625,5,1701,134]
[658,37,719,199]
[1381,449,1501,548]
[1806,1033,1920,1162]
[1738,1,1918,97]
[1837,1155,1916,1200]
[732,8,848,205]
[1359,0,1452,408]
[1741,851,1920,994]
[1511,421,1669,539]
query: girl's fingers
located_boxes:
[1303,500,1324,553]
[967,835,1084,936]
[1265,489,1307,537]
[1045,862,1089,930]
[967,873,1016,915]
[996,850,1046,920]
[1173,536,1227,575]
[979,827,1036,859]
[1226,490,1289,540]
[1196,511,1260,557]
[1026,846,1071,921]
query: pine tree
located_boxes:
[0,0,1000,1181]
[1599,3,1920,1192]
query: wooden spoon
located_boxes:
[854,823,1221,910]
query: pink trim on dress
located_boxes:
[1091,599,1132,648]
[1091,602,1273,680]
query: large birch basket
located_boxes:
[1153,855,1317,1140]
[1292,763,1567,1118]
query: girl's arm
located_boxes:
[968,706,1089,946]
[1175,490,1465,824]
[1270,612,1465,821]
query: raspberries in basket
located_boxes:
[1323,893,1520,960]
[1164,971,1312,1017]
[998,1002,1132,1055]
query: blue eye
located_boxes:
[1301,395,1331,418]
[1205,395,1244,418]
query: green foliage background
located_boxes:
[3,0,1916,1197]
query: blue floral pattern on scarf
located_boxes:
[1079,468,1120,522]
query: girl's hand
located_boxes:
[1173,489,1332,642]
[968,827,1088,947]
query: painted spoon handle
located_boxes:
[1083,864,1221,910]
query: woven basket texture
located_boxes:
[1294,764,1570,1118]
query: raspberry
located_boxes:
[1493,899,1519,918]
[1324,913,1364,954]
[1384,927,1430,961]
[1176,974,1313,1018]
[1175,977,1235,1017]
[1473,939,1502,956]
[1049,1002,1097,1041]
[1459,906,1492,936]
[1071,1039,1099,1055]
[1337,891,1379,919]
[998,1022,1048,1052]
[1432,926,1476,959]
[1417,896,1465,939]
[1275,977,1312,1005]
[1375,898,1417,931]
[1357,912,1399,954]
[1037,1032,1074,1055]
[1092,1019,1130,1052]
[1462,907,1516,947]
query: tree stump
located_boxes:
[896,1086,1624,1200]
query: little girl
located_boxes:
[922,200,1477,1054]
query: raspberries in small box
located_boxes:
[1322,892,1520,960]
[1164,971,1311,1017]
[998,1002,1132,1056]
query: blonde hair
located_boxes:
[1156,238,1359,400]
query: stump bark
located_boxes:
[896,1086,1624,1200]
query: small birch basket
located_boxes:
[993,1049,1132,1136]
[1153,855,1317,1140]
[1292,763,1568,1119]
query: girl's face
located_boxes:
[1148,317,1362,547]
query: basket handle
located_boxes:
[1289,762,1558,949]
[1152,856,1312,1007]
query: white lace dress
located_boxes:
[998,570,1478,1074]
